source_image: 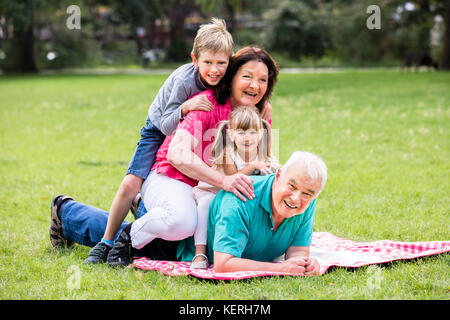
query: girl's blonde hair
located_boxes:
[192,18,234,59]
[211,106,273,170]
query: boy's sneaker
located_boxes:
[107,223,136,267]
[50,194,74,248]
[83,242,112,264]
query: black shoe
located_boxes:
[83,242,112,264]
[50,194,74,248]
[130,193,141,220]
[107,223,136,267]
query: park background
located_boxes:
[0,0,449,300]
[1,0,449,71]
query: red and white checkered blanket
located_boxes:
[133,232,450,280]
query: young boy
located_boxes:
[83,18,233,264]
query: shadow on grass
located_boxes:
[77,160,128,167]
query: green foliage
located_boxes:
[165,36,191,62]
[0,70,449,299]
[261,0,447,65]
[264,0,332,60]
[1,0,448,70]
[232,28,262,49]
[0,0,47,32]
[195,0,240,16]
[328,1,389,64]
[36,33,103,69]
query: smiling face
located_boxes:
[229,60,269,108]
[231,127,262,154]
[271,163,322,222]
[192,50,229,86]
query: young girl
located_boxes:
[190,106,279,269]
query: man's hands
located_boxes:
[213,252,320,276]
[280,256,320,276]
[181,95,213,116]
[221,173,255,201]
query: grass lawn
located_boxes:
[0,70,448,300]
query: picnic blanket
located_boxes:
[133,232,450,280]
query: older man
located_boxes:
[108,151,327,276]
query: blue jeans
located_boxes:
[60,199,147,248]
[126,116,165,179]
[60,199,178,260]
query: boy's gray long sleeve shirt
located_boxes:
[148,63,207,136]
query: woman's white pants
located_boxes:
[130,170,198,249]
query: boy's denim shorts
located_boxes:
[126,116,165,180]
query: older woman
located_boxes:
[50,47,279,266]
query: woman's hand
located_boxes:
[221,173,254,201]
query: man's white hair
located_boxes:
[282,151,328,194]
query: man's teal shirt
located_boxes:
[177,173,316,262]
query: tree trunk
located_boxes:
[442,0,450,69]
[6,3,37,73]
[166,3,192,62]
[131,24,144,60]
[225,2,236,34]
[12,28,37,73]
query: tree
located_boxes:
[327,0,396,65]
[442,0,450,69]
[165,0,190,61]
[387,0,448,68]
[110,0,199,62]
[195,0,241,32]
[0,0,93,72]
[0,0,41,72]
[264,0,331,60]
[105,0,172,59]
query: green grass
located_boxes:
[0,70,449,300]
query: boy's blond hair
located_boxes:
[192,18,234,59]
